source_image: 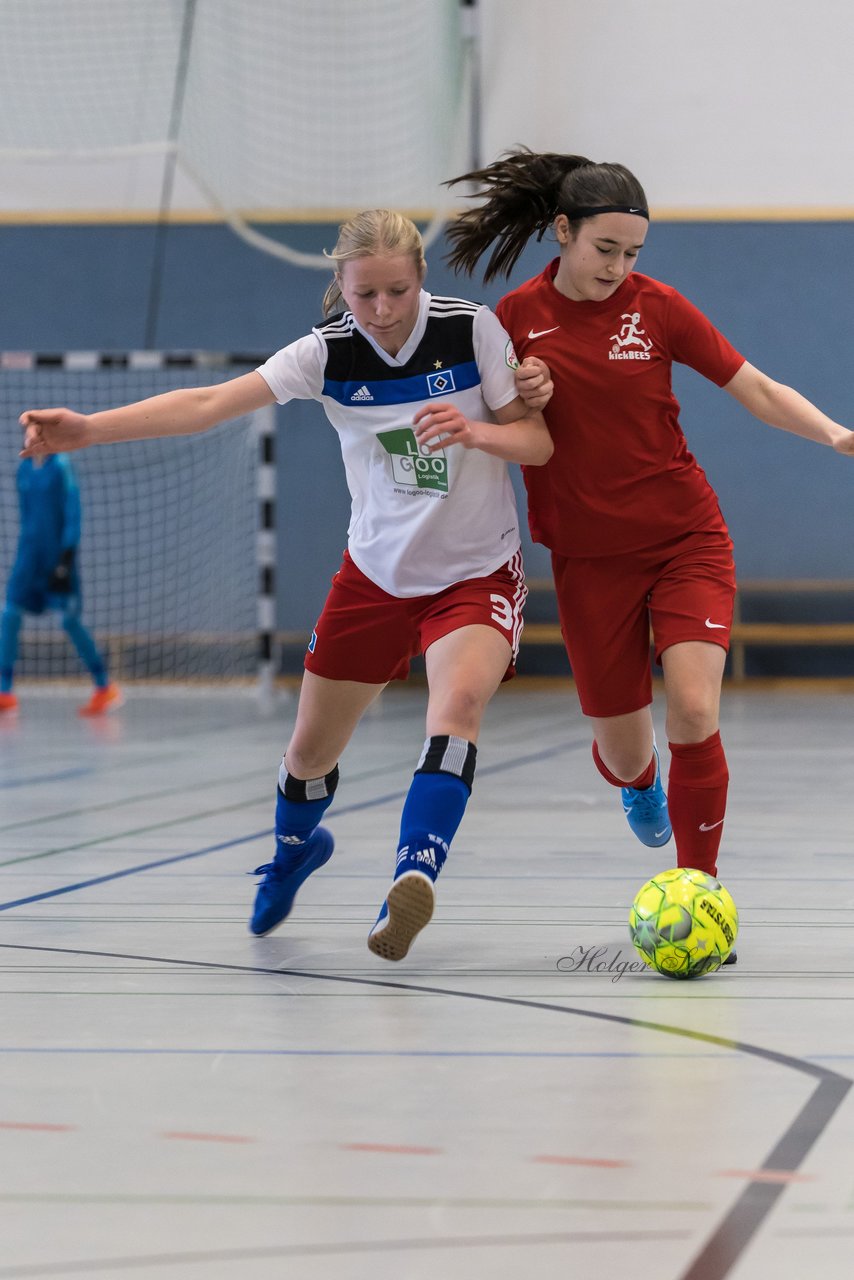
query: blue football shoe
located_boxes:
[621,746,672,848]
[249,826,334,936]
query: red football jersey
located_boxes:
[497,262,746,556]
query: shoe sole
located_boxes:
[631,827,673,848]
[78,693,124,718]
[368,872,434,962]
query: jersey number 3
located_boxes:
[490,594,514,630]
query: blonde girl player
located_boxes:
[444,149,854,900]
[20,208,551,962]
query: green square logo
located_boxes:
[378,427,448,492]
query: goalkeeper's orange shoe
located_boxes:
[78,683,123,717]
[0,692,18,715]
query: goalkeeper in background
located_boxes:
[0,454,122,717]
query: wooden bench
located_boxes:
[518,578,854,681]
[728,579,854,680]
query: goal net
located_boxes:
[0,0,472,262]
[0,354,273,687]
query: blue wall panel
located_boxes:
[2,218,852,631]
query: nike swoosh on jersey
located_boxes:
[704,618,728,629]
[527,326,559,340]
[699,819,725,831]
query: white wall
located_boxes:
[1,0,853,216]
[478,0,854,210]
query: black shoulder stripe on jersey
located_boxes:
[322,308,478,384]
[429,297,482,315]
[315,312,354,339]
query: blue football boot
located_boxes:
[249,827,334,936]
[621,746,672,848]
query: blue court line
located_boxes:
[0,829,272,913]
[0,742,573,914]
[0,766,93,790]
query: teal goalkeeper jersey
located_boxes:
[5,455,81,613]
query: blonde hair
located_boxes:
[322,209,426,316]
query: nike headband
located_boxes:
[563,204,649,220]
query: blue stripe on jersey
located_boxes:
[323,360,480,407]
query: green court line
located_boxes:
[0,756,419,868]
[0,767,266,835]
[0,796,272,868]
[0,1192,712,1211]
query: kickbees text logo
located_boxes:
[378,427,449,493]
[609,311,653,361]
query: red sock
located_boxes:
[592,741,656,790]
[667,731,729,877]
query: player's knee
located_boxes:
[427,685,489,739]
[666,697,719,744]
[285,742,341,781]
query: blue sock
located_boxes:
[0,604,22,692]
[395,737,476,882]
[62,607,108,686]
[274,759,338,857]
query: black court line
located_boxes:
[0,1229,692,1277]
[1,940,850,1280]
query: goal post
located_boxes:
[0,351,279,693]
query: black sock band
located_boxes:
[415,735,477,791]
[280,762,340,803]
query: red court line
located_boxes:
[717,1168,816,1184]
[341,1143,442,1156]
[0,1121,76,1132]
[534,1154,631,1169]
[161,1131,256,1144]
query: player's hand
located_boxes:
[412,404,477,453]
[515,357,553,411]
[19,408,91,457]
[832,429,854,456]
[47,548,75,594]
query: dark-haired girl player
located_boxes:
[444,148,854,896]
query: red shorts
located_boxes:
[551,531,736,718]
[305,550,527,684]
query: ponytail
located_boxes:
[444,146,647,282]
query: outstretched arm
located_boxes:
[724,361,854,455]
[20,371,276,457]
[412,397,553,465]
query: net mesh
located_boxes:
[0,0,470,260]
[0,358,263,684]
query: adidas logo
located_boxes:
[277,834,306,845]
[350,385,374,401]
[396,841,445,873]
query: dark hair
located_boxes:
[444,146,648,281]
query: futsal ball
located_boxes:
[628,867,738,979]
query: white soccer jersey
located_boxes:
[257,290,522,597]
